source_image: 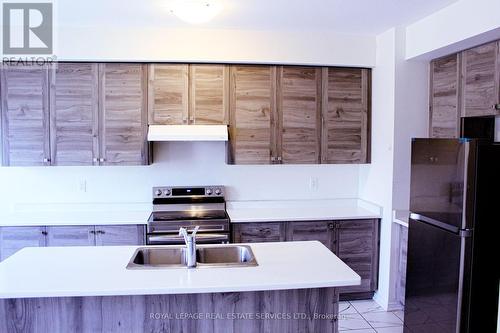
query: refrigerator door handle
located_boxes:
[410,213,460,234]
[459,229,473,238]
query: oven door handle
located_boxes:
[147,234,229,244]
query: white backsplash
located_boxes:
[0,142,361,214]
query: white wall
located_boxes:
[405,0,500,60]
[0,143,361,213]
[358,28,397,310]
[56,26,376,67]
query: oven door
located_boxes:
[146,233,230,245]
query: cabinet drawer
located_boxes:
[232,223,285,243]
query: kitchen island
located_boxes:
[0,241,360,333]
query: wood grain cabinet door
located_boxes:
[285,221,335,251]
[189,65,229,124]
[45,226,95,246]
[232,223,285,243]
[322,68,370,164]
[95,225,145,246]
[461,41,500,117]
[335,219,379,297]
[99,64,148,165]
[148,64,189,125]
[1,65,50,166]
[277,66,321,164]
[430,54,461,138]
[0,226,46,261]
[229,65,277,164]
[49,63,99,165]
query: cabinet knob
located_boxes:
[271,156,276,162]
[41,231,48,236]
[90,230,95,234]
[99,158,105,163]
[494,103,500,111]
[328,223,335,230]
[43,158,51,163]
[92,158,98,163]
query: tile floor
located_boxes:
[339,300,404,332]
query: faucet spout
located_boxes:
[179,226,199,268]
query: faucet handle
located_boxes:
[191,226,200,239]
[179,227,189,242]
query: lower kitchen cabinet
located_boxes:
[0,227,46,261]
[285,221,335,251]
[232,222,285,243]
[231,219,380,300]
[0,224,146,261]
[45,226,95,246]
[334,219,379,300]
[95,225,145,246]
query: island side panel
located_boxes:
[0,288,339,333]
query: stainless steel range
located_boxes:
[146,186,230,245]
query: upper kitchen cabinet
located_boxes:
[322,67,370,164]
[460,41,500,117]
[99,63,149,165]
[49,63,99,165]
[1,65,50,166]
[429,54,461,138]
[148,64,189,125]
[189,64,229,124]
[228,65,277,164]
[277,66,322,164]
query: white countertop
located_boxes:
[0,202,151,226]
[0,241,360,299]
[227,199,381,223]
[0,199,381,226]
[0,210,151,227]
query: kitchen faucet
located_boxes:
[179,226,199,268]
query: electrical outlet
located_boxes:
[78,180,87,193]
[309,177,319,191]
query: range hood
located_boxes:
[147,125,228,142]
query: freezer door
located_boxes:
[410,139,476,230]
[404,218,472,333]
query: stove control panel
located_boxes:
[152,186,225,198]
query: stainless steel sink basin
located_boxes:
[126,245,258,269]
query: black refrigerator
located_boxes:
[404,138,500,333]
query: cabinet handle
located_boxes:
[277,156,282,163]
[92,158,98,163]
[494,103,500,111]
[43,158,51,163]
[90,230,95,234]
[271,156,276,162]
[328,223,335,230]
[99,158,105,163]
[41,231,48,236]
[96,230,105,234]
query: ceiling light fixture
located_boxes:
[169,0,223,25]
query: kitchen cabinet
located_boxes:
[94,225,145,246]
[285,221,335,250]
[232,222,285,243]
[231,218,380,300]
[460,41,500,117]
[45,226,95,246]
[1,65,50,166]
[99,63,149,165]
[429,54,461,138]
[277,66,322,164]
[0,224,145,261]
[148,64,189,125]
[49,63,99,165]
[228,65,277,164]
[189,64,229,124]
[228,65,371,165]
[0,226,46,261]
[334,219,379,299]
[1,63,149,166]
[322,67,370,164]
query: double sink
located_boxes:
[127,245,258,269]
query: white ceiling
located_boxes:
[59,0,458,35]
